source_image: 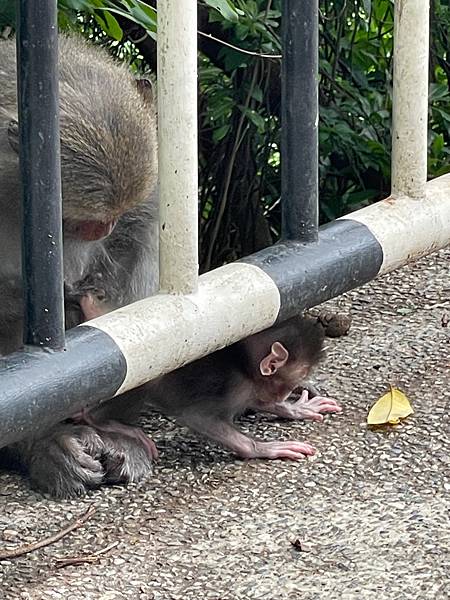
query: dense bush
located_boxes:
[1,0,449,269]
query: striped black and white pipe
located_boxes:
[1,173,450,447]
[1,0,447,447]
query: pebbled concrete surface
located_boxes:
[0,248,449,600]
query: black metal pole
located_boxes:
[16,0,65,349]
[281,0,319,243]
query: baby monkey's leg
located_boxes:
[182,411,316,460]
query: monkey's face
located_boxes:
[59,71,158,242]
[60,127,157,241]
[63,218,118,241]
[258,362,311,403]
[257,341,311,403]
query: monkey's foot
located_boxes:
[269,389,342,422]
[252,440,316,460]
[26,424,106,498]
[98,429,155,485]
[74,413,157,460]
[72,414,157,485]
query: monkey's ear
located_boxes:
[259,342,289,376]
[136,78,154,105]
[7,119,19,154]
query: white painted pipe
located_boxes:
[157,0,199,294]
[346,173,450,274]
[84,263,281,395]
[84,171,450,395]
[391,0,430,199]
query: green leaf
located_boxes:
[135,1,157,24]
[429,83,449,102]
[0,0,16,26]
[431,133,445,155]
[95,10,123,40]
[250,85,263,103]
[59,0,91,10]
[433,107,450,123]
[203,0,241,22]
[127,0,157,32]
[213,124,231,142]
[221,49,249,71]
[240,106,266,132]
[432,164,450,177]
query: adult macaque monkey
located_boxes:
[0,35,160,497]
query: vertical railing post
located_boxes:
[17,0,65,349]
[391,0,430,198]
[157,0,199,294]
[281,0,319,243]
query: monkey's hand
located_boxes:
[79,291,110,321]
[251,439,316,460]
[23,423,106,498]
[65,273,111,322]
[266,390,342,422]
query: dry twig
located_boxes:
[54,540,119,569]
[0,505,96,561]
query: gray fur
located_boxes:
[0,35,159,497]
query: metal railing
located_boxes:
[1,0,449,448]
[17,0,65,349]
[281,0,319,243]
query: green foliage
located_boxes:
[0,0,15,29]
[1,0,449,268]
[202,0,243,22]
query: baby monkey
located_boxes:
[147,314,341,460]
[71,283,341,461]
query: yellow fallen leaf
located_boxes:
[367,386,414,425]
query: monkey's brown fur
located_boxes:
[0,35,157,223]
[0,35,160,497]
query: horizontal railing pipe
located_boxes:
[1,174,450,447]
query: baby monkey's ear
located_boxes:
[259,342,289,376]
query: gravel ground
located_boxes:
[1,248,449,600]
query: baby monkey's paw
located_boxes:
[288,389,342,422]
[253,439,316,460]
